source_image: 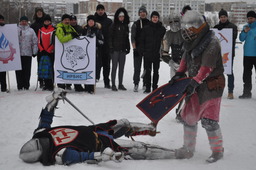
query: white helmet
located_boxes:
[181,10,207,42]
[19,138,43,163]
[168,14,181,32]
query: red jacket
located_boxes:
[38,25,55,54]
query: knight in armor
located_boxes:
[169,11,225,163]
[19,89,176,166]
[162,13,184,78]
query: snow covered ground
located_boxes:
[0,41,256,170]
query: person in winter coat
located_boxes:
[140,11,166,93]
[19,89,175,166]
[0,14,7,92]
[109,8,130,91]
[16,16,38,90]
[82,15,104,94]
[37,14,55,91]
[162,13,184,78]
[94,4,112,88]
[169,11,225,163]
[31,7,46,89]
[131,6,150,92]
[238,11,256,99]
[214,9,238,99]
[55,14,79,90]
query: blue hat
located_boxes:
[20,16,28,22]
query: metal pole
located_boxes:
[63,96,95,125]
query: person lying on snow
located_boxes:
[19,89,176,166]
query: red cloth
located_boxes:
[181,94,221,126]
[38,25,55,53]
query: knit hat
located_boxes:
[138,6,147,14]
[70,15,77,20]
[96,4,105,10]
[61,14,71,21]
[151,11,160,18]
[35,7,44,13]
[20,16,28,22]
[43,14,51,22]
[87,15,95,23]
[247,11,256,18]
[219,9,228,18]
[0,14,4,20]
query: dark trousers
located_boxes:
[133,53,144,86]
[15,56,32,90]
[144,58,160,91]
[111,51,126,86]
[227,56,234,93]
[242,56,256,94]
[0,71,7,91]
[101,50,111,86]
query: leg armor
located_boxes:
[112,119,157,139]
[175,124,197,159]
[115,139,175,160]
[201,118,224,163]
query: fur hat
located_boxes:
[151,11,160,18]
[247,11,256,18]
[35,7,44,13]
[61,14,71,21]
[219,9,228,18]
[138,6,147,14]
[96,4,105,10]
[0,14,4,20]
[43,14,51,22]
[87,15,95,23]
[20,16,28,22]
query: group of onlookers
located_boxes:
[0,5,256,98]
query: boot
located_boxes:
[175,124,197,159]
[239,84,252,99]
[206,128,224,163]
[227,93,234,99]
[133,84,139,92]
[239,93,252,99]
[118,85,127,91]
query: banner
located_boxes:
[54,36,96,85]
[0,24,21,72]
[211,28,233,75]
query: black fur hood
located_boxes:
[114,7,130,25]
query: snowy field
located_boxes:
[0,41,256,170]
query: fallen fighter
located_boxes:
[19,89,175,165]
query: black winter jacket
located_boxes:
[140,21,166,59]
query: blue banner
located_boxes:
[57,70,93,80]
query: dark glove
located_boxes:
[41,50,49,56]
[161,54,171,64]
[169,72,186,85]
[183,79,199,98]
[71,32,79,39]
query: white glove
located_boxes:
[94,147,124,163]
[46,88,67,102]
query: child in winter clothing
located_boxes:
[37,14,55,91]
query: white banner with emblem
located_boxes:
[211,28,233,75]
[54,36,96,85]
[0,24,21,72]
